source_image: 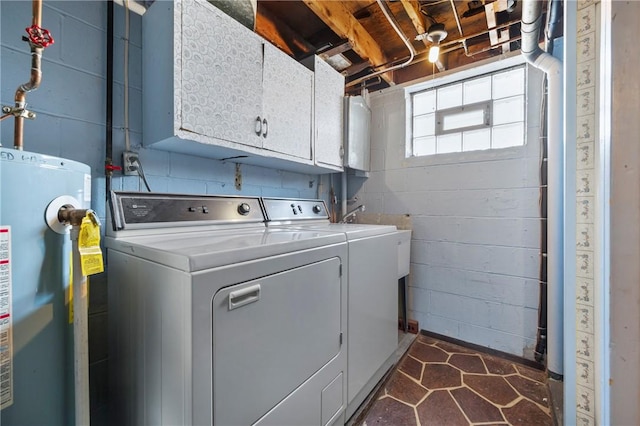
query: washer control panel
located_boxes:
[262,198,329,221]
[110,191,264,230]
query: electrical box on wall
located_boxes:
[343,96,371,172]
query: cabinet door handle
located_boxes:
[255,116,262,136]
[228,284,261,311]
[262,118,268,138]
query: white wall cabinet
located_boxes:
[262,44,313,159]
[181,0,264,149]
[143,0,323,173]
[304,56,345,171]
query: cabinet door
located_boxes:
[314,57,345,168]
[261,43,313,159]
[181,0,263,148]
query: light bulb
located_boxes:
[428,45,440,63]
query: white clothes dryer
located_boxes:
[106,192,348,426]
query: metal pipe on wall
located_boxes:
[13,0,44,150]
[106,0,115,203]
[521,0,564,377]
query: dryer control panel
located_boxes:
[109,191,265,230]
[262,197,329,222]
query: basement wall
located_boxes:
[350,64,544,358]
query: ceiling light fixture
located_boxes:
[425,22,448,63]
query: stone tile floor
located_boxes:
[360,334,554,426]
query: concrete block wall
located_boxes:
[350,66,544,358]
[1,2,327,423]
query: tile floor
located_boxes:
[360,334,554,426]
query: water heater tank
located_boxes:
[343,96,371,172]
[0,148,91,425]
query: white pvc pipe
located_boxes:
[70,227,90,426]
[341,172,348,220]
[562,2,578,421]
[521,0,564,376]
[597,1,612,422]
[539,55,564,377]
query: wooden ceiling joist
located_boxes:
[256,5,315,58]
[400,0,427,40]
[318,40,352,61]
[302,0,394,84]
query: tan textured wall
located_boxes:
[610,2,640,424]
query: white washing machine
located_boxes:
[106,192,348,426]
[261,198,399,420]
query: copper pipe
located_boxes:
[14,0,44,150]
[32,0,42,26]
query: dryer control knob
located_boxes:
[313,205,322,214]
[238,203,251,215]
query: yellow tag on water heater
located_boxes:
[78,212,104,276]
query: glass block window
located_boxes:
[409,66,526,157]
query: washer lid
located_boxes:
[273,223,397,240]
[105,227,346,272]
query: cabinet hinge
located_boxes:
[339,332,343,345]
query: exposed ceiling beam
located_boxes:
[318,40,353,60]
[302,0,393,84]
[256,4,315,58]
[342,61,372,77]
[400,0,427,39]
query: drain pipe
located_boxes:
[545,0,563,54]
[521,0,563,377]
[341,171,348,220]
[57,207,94,426]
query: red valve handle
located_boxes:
[105,164,123,173]
[25,25,54,48]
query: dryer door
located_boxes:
[212,257,342,426]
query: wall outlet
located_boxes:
[122,151,139,176]
[407,319,419,334]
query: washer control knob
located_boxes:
[312,205,322,214]
[238,203,251,215]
